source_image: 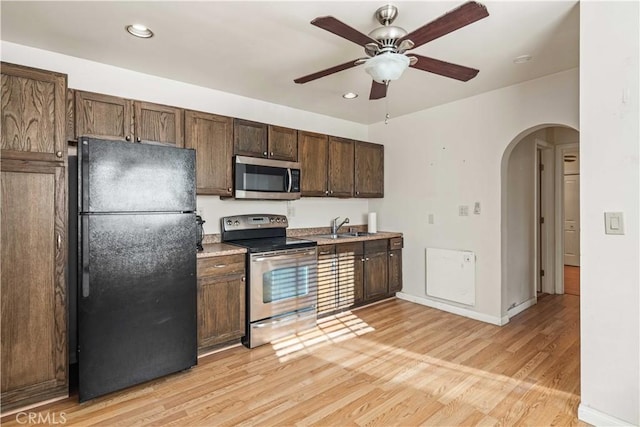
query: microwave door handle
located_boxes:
[286,168,292,193]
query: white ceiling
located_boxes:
[0,1,579,125]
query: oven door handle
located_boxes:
[252,249,316,262]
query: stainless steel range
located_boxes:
[221,214,318,348]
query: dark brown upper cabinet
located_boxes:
[233,119,268,158]
[354,141,384,198]
[233,119,297,161]
[184,110,234,196]
[1,62,67,162]
[133,101,184,147]
[328,136,354,198]
[66,88,76,143]
[75,90,184,146]
[75,90,133,142]
[268,125,298,161]
[298,131,329,197]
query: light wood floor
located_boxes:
[1,295,584,426]
[564,265,580,296]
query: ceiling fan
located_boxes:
[294,1,489,100]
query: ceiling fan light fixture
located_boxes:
[364,53,410,83]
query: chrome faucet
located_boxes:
[331,216,350,234]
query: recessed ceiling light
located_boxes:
[342,92,358,99]
[126,24,153,38]
[513,55,532,64]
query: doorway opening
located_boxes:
[501,125,580,318]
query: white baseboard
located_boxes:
[578,403,636,426]
[507,297,537,319]
[396,292,509,326]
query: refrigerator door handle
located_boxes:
[81,216,90,298]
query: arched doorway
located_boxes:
[501,124,580,318]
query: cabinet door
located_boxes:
[1,160,67,411]
[388,249,403,293]
[337,242,364,307]
[233,119,267,157]
[66,88,76,143]
[328,136,354,197]
[1,62,67,162]
[197,255,246,352]
[268,125,297,161]
[184,110,233,196]
[197,275,245,350]
[364,251,389,301]
[75,90,133,141]
[354,141,384,198]
[298,131,328,197]
[133,101,184,147]
[317,245,337,316]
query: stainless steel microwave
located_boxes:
[234,156,301,200]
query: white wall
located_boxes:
[369,68,579,323]
[579,2,639,425]
[505,132,538,310]
[0,42,370,234]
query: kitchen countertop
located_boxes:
[300,231,403,245]
[197,243,247,258]
[198,231,403,258]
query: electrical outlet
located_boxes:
[287,201,295,218]
[459,205,469,216]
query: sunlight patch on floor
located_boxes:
[270,311,374,361]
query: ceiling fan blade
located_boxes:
[294,59,362,84]
[400,1,489,49]
[369,81,387,100]
[410,54,479,81]
[312,16,378,47]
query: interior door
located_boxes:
[563,174,580,266]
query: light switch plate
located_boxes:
[604,212,624,235]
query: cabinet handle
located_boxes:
[241,276,246,282]
[361,258,366,262]
[366,257,370,261]
[263,151,268,156]
[228,187,232,192]
[270,152,274,156]
[57,233,62,249]
[213,264,227,268]
[389,253,394,257]
[136,137,141,143]
[330,190,334,194]
[56,151,63,158]
[125,135,131,141]
[356,191,360,196]
[325,190,329,195]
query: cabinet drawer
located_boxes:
[364,239,388,254]
[198,254,245,278]
[318,244,336,256]
[336,241,363,256]
[389,237,403,250]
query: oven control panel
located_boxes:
[221,214,288,231]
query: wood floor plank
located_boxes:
[0,295,584,426]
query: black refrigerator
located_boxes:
[77,137,197,402]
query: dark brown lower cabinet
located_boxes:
[337,242,364,308]
[388,249,403,293]
[197,254,245,353]
[1,160,68,412]
[317,245,337,316]
[317,238,402,316]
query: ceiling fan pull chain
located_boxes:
[384,83,390,124]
